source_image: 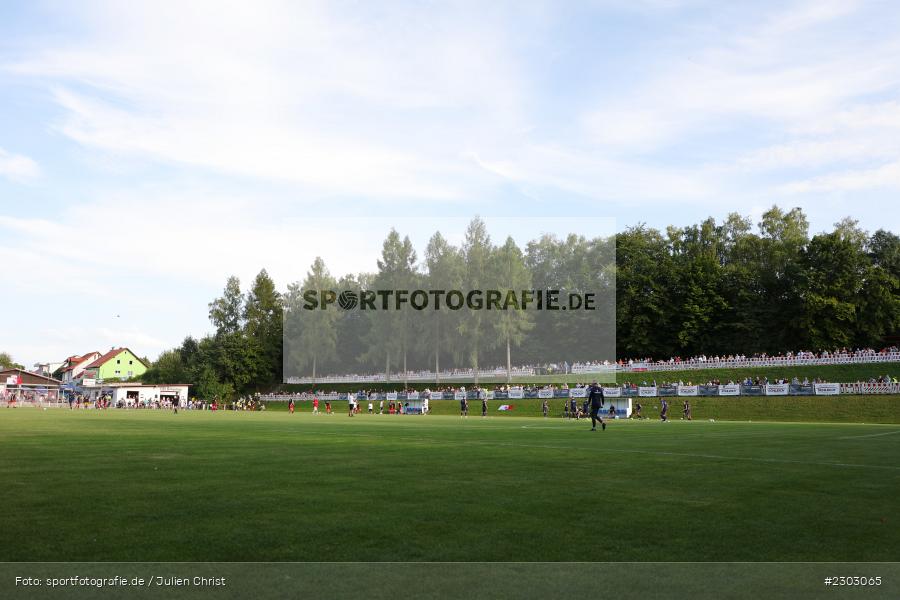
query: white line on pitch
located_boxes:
[837,429,900,440]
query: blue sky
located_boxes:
[2,0,900,367]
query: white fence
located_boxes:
[285,367,536,385]
[286,352,900,384]
[616,352,900,373]
[840,382,900,395]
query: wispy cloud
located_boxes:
[7,0,900,204]
[7,1,531,200]
[583,1,897,153]
[0,147,39,181]
[780,160,900,193]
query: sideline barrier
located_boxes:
[840,382,900,394]
[263,381,900,402]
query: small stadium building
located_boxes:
[1,368,62,403]
[84,382,190,407]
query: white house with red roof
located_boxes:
[59,351,102,384]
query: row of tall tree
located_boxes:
[617,208,900,358]
[141,208,900,397]
[283,218,615,385]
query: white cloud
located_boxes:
[582,0,900,161]
[0,187,456,292]
[7,0,899,205]
[466,143,714,202]
[0,147,40,181]
[733,99,900,191]
[780,160,900,193]
[760,0,861,35]
[7,1,529,200]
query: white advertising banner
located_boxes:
[454,391,466,401]
[677,385,699,397]
[602,387,622,397]
[486,391,495,400]
[765,384,789,396]
[718,384,741,396]
[507,388,524,399]
[406,391,419,400]
[569,387,587,398]
[638,386,657,397]
[537,388,554,399]
[386,392,398,401]
[572,364,613,374]
[813,383,840,396]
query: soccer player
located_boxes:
[586,381,606,431]
[683,399,692,421]
[660,398,669,422]
[542,398,548,418]
[379,399,384,414]
[633,401,642,419]
[325,400,331,415]
[460,392,468,417]
[289,399,295,414]
[348,394,356,417]
[368,401,374,414]
[312,397,319,414]
[481,389,488,418]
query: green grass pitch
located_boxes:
[1,408,898,562]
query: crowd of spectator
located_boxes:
[612,347,900,370]
[285,347,900,385]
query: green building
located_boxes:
[82,348,148,382]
